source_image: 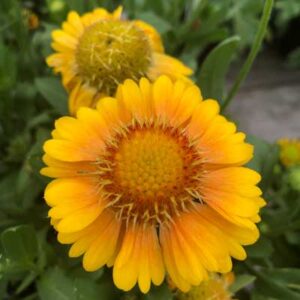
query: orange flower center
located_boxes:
[76,20,152,94]
[100,125,202,225]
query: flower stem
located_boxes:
[221,0,274,111]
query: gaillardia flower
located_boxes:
[41,76,265,293]
[47,7,192,115]
[277,138,300,167]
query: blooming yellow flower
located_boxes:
[41,76,264,293]
[277,138,300,167]
[46,7,192,115]
[175,272,235,300]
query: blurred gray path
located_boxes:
[227,51,300,142]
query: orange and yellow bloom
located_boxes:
[47,7,192,115]
[41,76,265,293]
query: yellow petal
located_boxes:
[119,79,147,124]
[187,99,220,140]
[148,53,193,82]
[44,177,100,207]
[82,210,121,270]
[133,20,164,53]
[41,154,96,178]
[57,204,103,233]
[153,75,173,121]
[52,30,77,49]
[160,226,191,292]
[65,11,84,37]
[113,226,140,291]
[68,82,97,115]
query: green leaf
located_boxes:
[0,172,18,209]
[15,271,38,295]
[143,283,173,300]
[1,225,38,267]
[138,12,172,34]
[74,278,113,300]
[222,0,273,110]
[37,267,75,300]
[32,23,57,58]
[0,40,17,91]
[198,36,240,102]
[0,278,8,299]
[285,231,300,245]
[246,135,279,189]
[254,268,300,300]
[287,47,300,69]
[247,236,273,259]
[263,268,300,287]
[35,77,68,115]
[230,274,256,293]
[38,267,116,300]
[67,0,85,14]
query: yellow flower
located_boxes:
[41,76,265,293]
[277,138,300,167]
[46,7,192,115]
[176,272,235,300]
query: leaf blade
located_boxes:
[35,77,68,115]
[198,36,240,101]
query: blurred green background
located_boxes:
[0,0,300,299]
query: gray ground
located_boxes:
[227,51,300,142]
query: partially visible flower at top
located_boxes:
[41,76,264,293]
[288,166,300,192]
[47,6,193,115]
[175,272,235,300]
[22,9,39,30]
[277,138,300,167]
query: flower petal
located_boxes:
[82,210,121,270]
[113,225,164,293]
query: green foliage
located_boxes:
[35,77,68,115]
[274,0,300,68]
[275,0,300,29]
[37,267,115,300]
[287,47,300,69]
[251,268,300,300]
[229,274,256,294]
[198,36,240,101]
[0,0,298,299]
[233,136,300,300]
[142,284,173,300]
[1,225,38,274]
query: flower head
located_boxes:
[175,272,235,300]
[277,138,300,167]
[47,7,192,114]
[41,76,264,293]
